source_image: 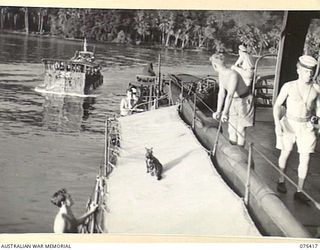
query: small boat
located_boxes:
[35,39,103,96]
[121,55,218,116]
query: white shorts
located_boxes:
[276,116,316,154]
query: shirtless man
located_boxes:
[211,53,254,146]
[231,45,255,87]
[274,55,320,204]
[120,89,138,116]
[51,188,98,233]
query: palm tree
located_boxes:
[157,10,170,45]
[159,21,168,45]
[174,29,181,47]
[20,7,29,34]
[180,18,193,49]
[38,8,47,34]
[134,11,150,42]
[57,9,67,36]
[165,19,174,47]
[0,7,8,30]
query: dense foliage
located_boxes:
[0,7,289,54]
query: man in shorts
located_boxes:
[211,53,254,146]
[273,55,320,204]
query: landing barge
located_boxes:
[36,40,103,96]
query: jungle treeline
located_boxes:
[0,7,318,56]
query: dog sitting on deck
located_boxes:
[145,147,163,180]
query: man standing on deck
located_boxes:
[211,53,254,146]
[274,55,320,204]
[231,45,255,87]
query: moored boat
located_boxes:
[35,39,103,96]
[81,11,320,238]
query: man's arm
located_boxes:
[316,96,320,117]
[313,84,320,117]
[273,83,290,134]
[212,82,226,119]
[221,72,237,120]
[234,55,243,67]
[76,204,98,225]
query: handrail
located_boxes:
[252,53,277,95]
[131,93,170,112]
[81,115,121,233]
[178,78,320,210]
[244,143,253,206]
[252,145,320,208]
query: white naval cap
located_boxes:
[298,55,318,69]
[239,44,247,52]
[131,87,137,94]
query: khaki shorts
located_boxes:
[229,94,254,128]
[276,116,316,154]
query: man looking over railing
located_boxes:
[210,53,254,147]
[273,55,320,204]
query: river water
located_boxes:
[0,33,275,233]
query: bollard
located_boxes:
[244,142,253,206]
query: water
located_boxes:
[0,33,276,233]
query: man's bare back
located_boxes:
[218,68,250,98]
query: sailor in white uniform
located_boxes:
[231,45,255,87]
[273,55,320,204]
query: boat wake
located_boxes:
[34,87,99,98]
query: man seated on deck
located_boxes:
[51,188,98,233]
[273,55,320,204]
[210,53,254,147]
[142,62,156,76]
[120,88,139,116]
[231,45,255,87]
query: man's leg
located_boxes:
[278,150,290,182]
[228,123,237,145]
[297,153,310,191]
[236,126,246,146]
[277,149,290,193]
[293,153,311,203]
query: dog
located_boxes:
[145,147,163,180]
